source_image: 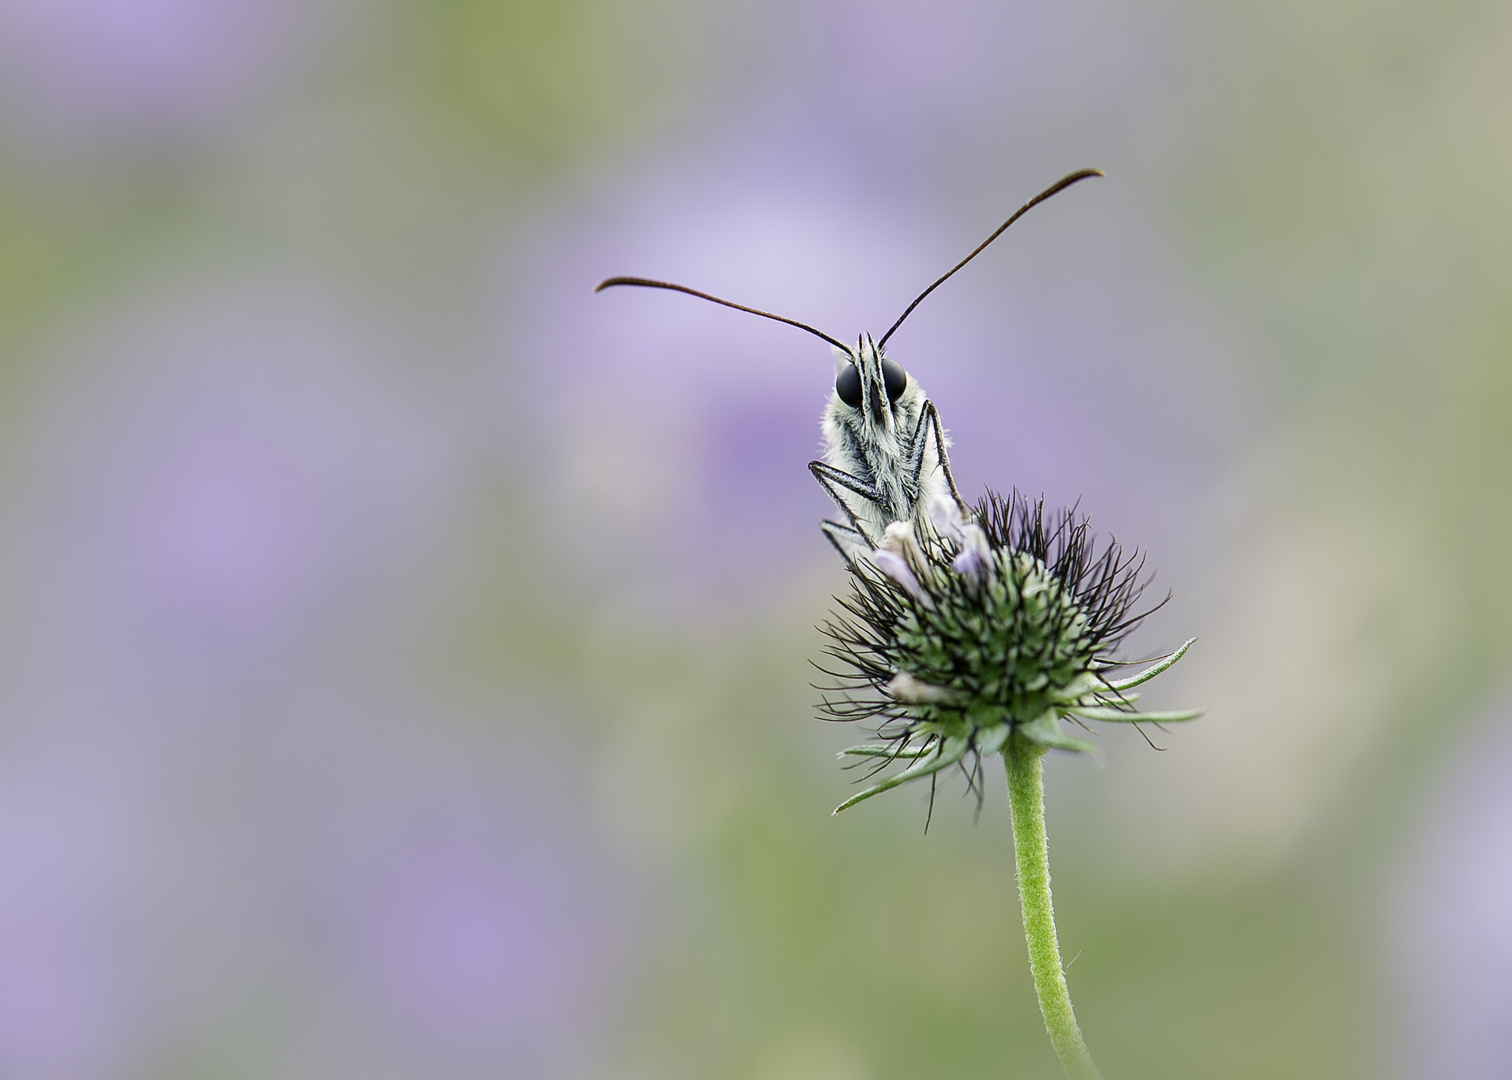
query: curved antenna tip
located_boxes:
[878,167,1109,348]
[589,275,847,352]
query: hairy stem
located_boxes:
[1004,735,1102,1080]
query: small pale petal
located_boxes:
[962,522,991,558]
[951,546,990,580]
[879,520,918,556]
[886,672,956,703]
[950,524,994,582]
[870,549,925,600]
[928,494,966,543]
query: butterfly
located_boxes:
[596,168,1103,558]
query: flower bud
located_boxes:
[820,489,1200,814]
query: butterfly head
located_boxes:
[832,335,913,435]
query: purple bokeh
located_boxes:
[1389,700,1512,1079]
[2,277,455,687]
[0,0,346,156]
[0,275,645,1076]
[323,760,637,1074]
[0,749,156,1076]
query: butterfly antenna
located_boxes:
[877,168,1105,349]
[595,276,848,352]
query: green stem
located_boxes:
[1004,735,1102,1080]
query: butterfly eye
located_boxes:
[835,363,863,407]
[881,358,907,401]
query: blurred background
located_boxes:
[0,1,1508,1077]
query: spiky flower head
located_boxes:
[818,491,1200,815]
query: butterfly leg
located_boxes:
[809,461,887,547]
[902,410,931,506]
[916,400,967,512]
[819,519,870,560]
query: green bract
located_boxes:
[818,490,1200,814]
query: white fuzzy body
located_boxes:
[811,335,959,560]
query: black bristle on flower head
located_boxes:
[972,490,1161,661]
[817,489,1200,817]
